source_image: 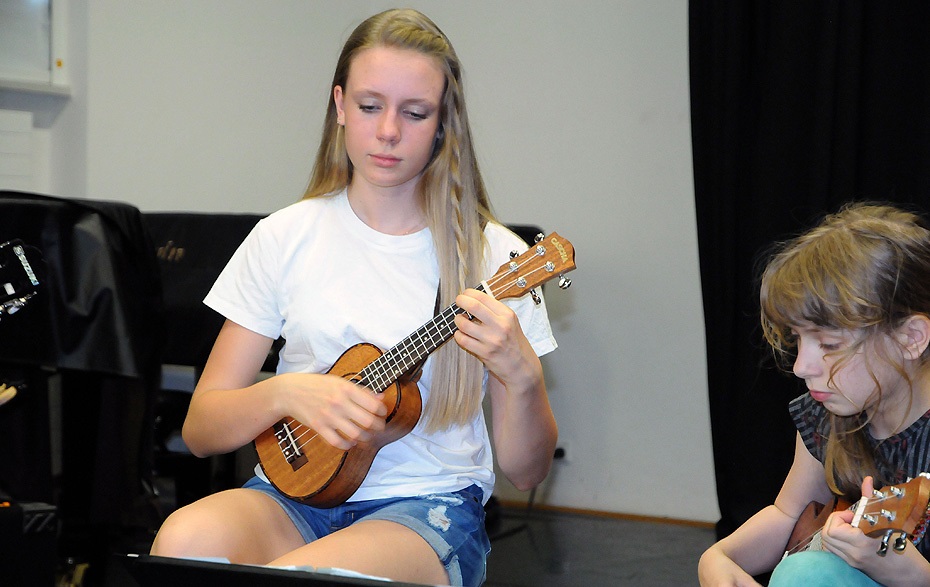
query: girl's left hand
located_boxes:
[820,476,879,569]
[452,288,537,385]
[820,476,930,585]
[455,287,555,492]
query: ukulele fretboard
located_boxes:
[357,284,486,393]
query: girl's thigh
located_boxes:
[769,551,882,587]
[150,487,305,564]
[270,519,450,586]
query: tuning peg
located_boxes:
[558,275,572,289]
[894,533,909,552]
[534,233,545,243]
[877,531,892,556]
[509,250,519,259]
[530,289,541,305]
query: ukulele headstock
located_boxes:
[854,473,930,555]
[487,232,576,301]
[0,239,42,319]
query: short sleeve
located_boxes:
[789,392,828,463]
[203,219,284,340]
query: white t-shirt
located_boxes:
[204,189,557,503]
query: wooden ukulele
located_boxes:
[254,232,576,507]
[784,474,930,558]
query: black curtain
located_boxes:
[690,1,930,538]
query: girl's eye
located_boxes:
[405,110,428,120]
[819,337,846,351]
[358,104,380,113]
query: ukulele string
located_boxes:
[285,353,415,455]
[276,250,551,458]
[279,363,399,457]
[786,530,822,555]
[276,419,317,453]
[484,255,551,299]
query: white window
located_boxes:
[0,0,52,84]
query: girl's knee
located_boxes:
[150,498,235,557]
[151,489,297,562]
[150,507,203,557]
[770,551,881,587]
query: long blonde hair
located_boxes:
[760,203,930,497]
[304,9,496,431]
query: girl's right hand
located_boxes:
[698,547,764,587]
[275,372,388,450]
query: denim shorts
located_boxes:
[243,476,490,586]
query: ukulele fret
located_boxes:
[358,303,468,393]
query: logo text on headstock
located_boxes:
[550,236,569,264]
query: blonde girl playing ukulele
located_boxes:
[150,9,559,587]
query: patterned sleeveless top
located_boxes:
[790,392,930,560]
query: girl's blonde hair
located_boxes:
[304,9,496,431]
[760,202,930,497]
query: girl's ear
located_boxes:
[897,314,930,360]
[334,85,346,125]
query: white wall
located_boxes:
[4,0,719,522]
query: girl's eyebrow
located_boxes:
[351,89,438,106]
[788,323,843,336]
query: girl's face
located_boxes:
[791,322,905,419]
[334,46,444,196]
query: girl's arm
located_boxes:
[182,320,387,457]
[699,432,832,585]
[453,289,558,490]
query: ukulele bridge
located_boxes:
[274,420,308,471]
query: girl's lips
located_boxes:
[809,389,831,402]
[370,154,401,167]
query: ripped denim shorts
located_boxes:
[243,477,490,587]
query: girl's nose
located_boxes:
[377,113,400,144]
[792,340,821,380]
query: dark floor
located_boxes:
[485,507,715,587]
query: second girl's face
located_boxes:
[791,322,905,418]
[334,46,444,196]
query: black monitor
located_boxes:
[108,553,431,587]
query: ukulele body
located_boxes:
[254,342,422,508]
